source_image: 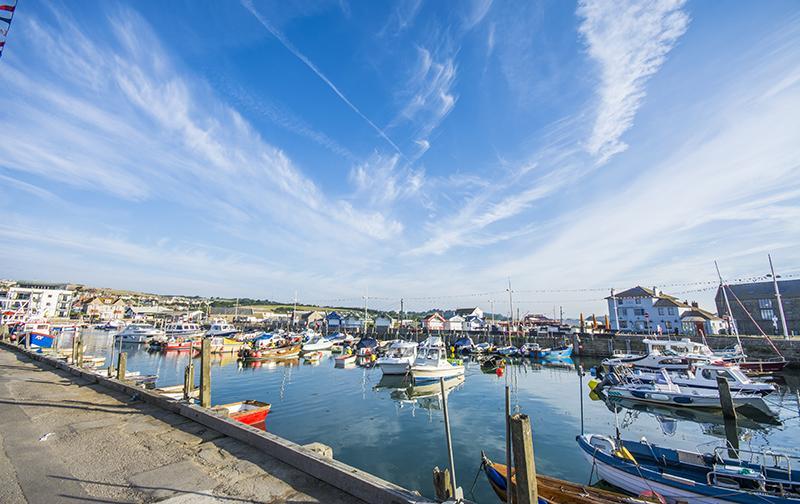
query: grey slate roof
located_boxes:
[718,279,800,300]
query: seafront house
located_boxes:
[465,315,485,331]
[343,314,369,331]
[680,304,726,336]
[714,279,800,336]
[607,286,693,334]
[374,314,397,333]
[325,311,343,329]
[422,312,446,331]
[0,281,76,320]
[446,315,464,331]
[83,297,126,321]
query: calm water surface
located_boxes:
[74,330,800,504]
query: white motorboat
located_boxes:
[377,341,418,375]
[603,369,775,415]
[206,320,238,338]
[603,338,715,371]
[302,335,334,352]
[118,322,164,343]
[165,321,204,339]
[630,362,775,396]
[411,336,465,384]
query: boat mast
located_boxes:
[363,288,368,335]
[715,261,741,347]
[768,254,789,339]
[507,279,514,346]
[610,288,620,331]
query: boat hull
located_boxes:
[411,365,465,384]
[377,360,412,375]
[28,332,55,349]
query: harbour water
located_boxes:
[74,330,800,503]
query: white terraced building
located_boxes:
[607,286,693,334]
[0,281,76,320]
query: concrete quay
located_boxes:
[0,343,431,504]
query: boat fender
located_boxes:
[588,378,600,391]
[613,446,637,464]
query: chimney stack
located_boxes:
[653,286,659,297]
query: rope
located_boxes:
[725,285,783,357]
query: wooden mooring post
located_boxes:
[76,339,84,368]
[510,414,538,504]
[717,376,739,458]
[200,338,211,408]
[184,360,195,400]
[432,467,453,502]
[116,352,127,380]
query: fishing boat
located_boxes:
[118,322,163,344]
[18,321,55,349]
[519,342,541,357]
[154,384,199,401]
[251,332,286,348]
[577,433,800,503]
[376,340,418,375]
[239,345,301,361]
[495,345,521,357]
[628,362,775,396]
[411,336,465,384]
[302,335,334,352]
[453,336,475,355]
[94,320,125,331]
[304,351,323,363]
[603,339,714,371]
[208,336,243,354]
[161,338,201,351]
[356,337,379,356]
[335,353,357,368]
[473,342,493,354]
[211,400,271,426]
[206,320,238,338]
[597,369,776,416]
[480,451,646,503]
[165,321,204,339]
[535,344,573,359]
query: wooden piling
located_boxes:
[184,363,195,400]
[116,352,127,380]
[510,414,538,504]
[25,332,31,350]
[505,385,512,504]
[71,335,78,364]
[432,467,452,502]
[200,338,211,408]
[76,339,84,368]
[716,376,736,420]
[717,376,739,458]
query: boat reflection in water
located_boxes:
[238,357,300,369]
[597,395,782,437]
[375,374,465,416]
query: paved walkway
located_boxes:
[0,347,364,503]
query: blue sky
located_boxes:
[2,0,800,315]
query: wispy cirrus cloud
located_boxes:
[577,0,690,164]
[0,7,401,248]
[378,0,423,37]
[389,47,458,161]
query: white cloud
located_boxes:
[0,8,401,249]
[577,0,690,164]
[241,0,403,155]
[462,0,493,31]
[389,47,458,161]
[378,0,423,37]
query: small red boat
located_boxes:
[212,400,271,426]
[163,338,201,351]
[738,357,787,375]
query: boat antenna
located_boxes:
[578,364,585,435]
[613,402,621,444]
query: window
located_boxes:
[635,298,641,304]
[634,309,645,316]
[620,321,628,328]
[665,321,672,329]
[668,307,676,316]
[761,309,775,321]
[658,308,665,315]
[618,308,627,317]
[758,299,772,309]
[617,298,623,305]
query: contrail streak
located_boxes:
[242,0,404,156]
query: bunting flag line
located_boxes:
[0,1,17,59]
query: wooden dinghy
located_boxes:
[335,353,357,368]
[211,400,271,426]
[240,345,301,362]
[481,452,647,503]
[154,384,199,401]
